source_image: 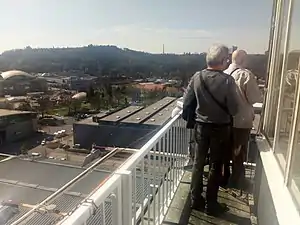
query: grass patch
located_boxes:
[47,107,70,116]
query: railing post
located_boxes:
[116,169,133,225]
[111,186,123,225]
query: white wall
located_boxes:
[254,137,300,225]
[255,153,279,225]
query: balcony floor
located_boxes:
[162,165,256,225]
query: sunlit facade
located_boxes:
[261,0,300,223]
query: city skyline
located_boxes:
[0,0,298,54]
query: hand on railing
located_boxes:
[171,98,183,118]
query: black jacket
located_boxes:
[182,94,197,129]
[182,69,239,127]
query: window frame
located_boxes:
[263,0,284,139]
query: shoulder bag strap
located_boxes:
[230,68,240,75]
[199,72,229,114]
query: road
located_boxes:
[1,117,76,155]
[41,116,75,135]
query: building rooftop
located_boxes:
[135,82,167,91]
[121,96,176,124]
[0,157,112,224]
[99,105,143,122]
[71,92,87,100]
[33,147,135,172]
[0,148,158,224]
[0,109,36,117]
[75,111,108,125]
[143,101,177,126]
[0,158,109,195]
[75,97,177,127]
[0,70,34,80]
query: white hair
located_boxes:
[206,44,229,67]
[232,49,247,65]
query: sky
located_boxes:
[0,0,298,54]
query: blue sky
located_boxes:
[0,0,298,54]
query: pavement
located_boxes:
[41,125,73,136]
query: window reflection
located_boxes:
[284,0,300,209]
[264,0,289,144]
[274,49,299,169]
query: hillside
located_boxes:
[0,45,267,79]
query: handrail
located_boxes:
[59,174,121,225]
[11,147,122,225]
[119,113,181,171]
[57,110,183,225]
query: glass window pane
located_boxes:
[273,0,297,171]
[263,0,279,138]
[286,0,300,209]
[263,0,289,144]
[272,1,299,173]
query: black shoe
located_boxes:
[191,197,205,211]
[205,202,229,216]
[220,182,228,190]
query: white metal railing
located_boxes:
[58,112,190,225]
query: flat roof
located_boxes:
[0,109,35,117]
[34,148,134,172]
[75,116,96,125]
[121,97,176,124]
[0,158,109,195]
[143,101,177,126]
[0,152,170,224]
[0,157,113,224]
[75,111,108,125]
[100,105,143,122]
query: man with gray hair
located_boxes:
[183,44,239,216]
[224,49,261,189]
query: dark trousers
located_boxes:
[190,123,231,205]
[221,127,234,187]
[189,129,195,159]
[230,128,251,188]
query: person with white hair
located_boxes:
[183,44,239,216]
[224,49,261,189]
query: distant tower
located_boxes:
[232,46,238,53]
[162,44,165,54]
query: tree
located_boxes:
[70,99,82,115]
[0,45,267,80]
[36,96,51,117]
[88,91,102,110]
[87,86,95,99]
[113,86,123,106]
[16,100,32,111]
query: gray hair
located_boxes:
[206,44,229,67]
